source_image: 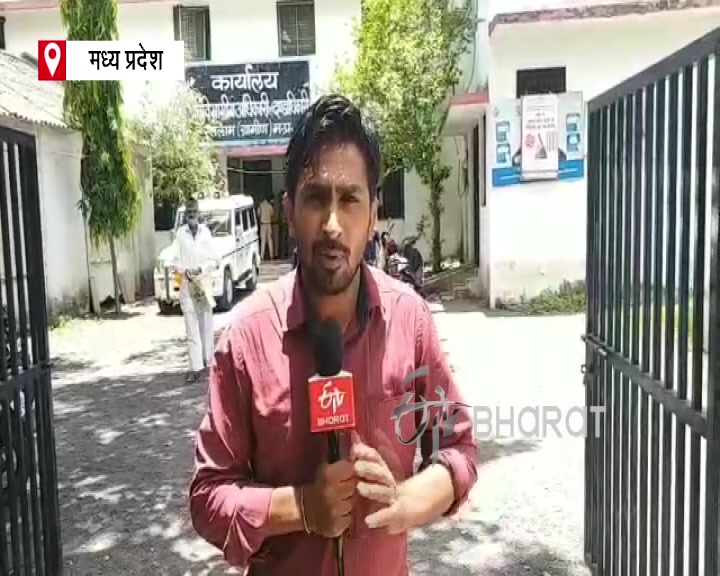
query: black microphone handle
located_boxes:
[327,431,340,463]
[326,432,344,576]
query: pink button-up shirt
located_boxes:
[189,265,477,575]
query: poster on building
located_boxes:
[490,91,584,188]
[186,60,311,147]
[521,94,559,181]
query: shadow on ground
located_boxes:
[123,337,187,366]
[53,367,238,575]
[409,518,585,575]
[478,438,539,466]
[407,436,579,576]
[429,299,485,315]
[430,297,586,320]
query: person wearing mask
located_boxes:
[189,95,477,575]
[167,198,218,384]
[259,194,275,260]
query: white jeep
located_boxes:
[154,195,261,314]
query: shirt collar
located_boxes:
[285,262,381,334]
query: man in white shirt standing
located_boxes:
[168,198,218,383]
[258,195,275,260]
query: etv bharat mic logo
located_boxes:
[309,375,356,433]
[37,41,66,81]
[390,366,470,464]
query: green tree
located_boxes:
[60,0,140,315]
[335,0,473,272]
[128,81,224,214]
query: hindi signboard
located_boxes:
[520,94,559,181]
[186,60,311,147]
[489,91,584,188]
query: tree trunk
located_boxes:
[109,236,121,316]
[428,166,443,274]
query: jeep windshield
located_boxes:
[177,209,231,237]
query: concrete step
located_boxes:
[258,260,292,283]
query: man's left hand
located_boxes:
[350,431,410,535]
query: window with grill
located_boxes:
[277,1,316,57]
[173,6,211,62]
[378,169,405,220]
[516,67,566,98]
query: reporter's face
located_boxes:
[286,143,377,295]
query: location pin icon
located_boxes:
[44,43,61,78]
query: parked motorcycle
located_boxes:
[383,233,425,296]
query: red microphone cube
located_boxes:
[308,373,356,433]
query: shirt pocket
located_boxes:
[364,394,417,484]
[349,393,417,542]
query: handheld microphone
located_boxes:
[309,320,355,576]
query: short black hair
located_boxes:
[285,94,381,201]
[186,197,199,210]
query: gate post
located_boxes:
[705,37,720,576]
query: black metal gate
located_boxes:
[0,126,61,574]
[584,28,720,575]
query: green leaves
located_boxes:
[127,82,223,207]
[60,0,139,245]
[334,0,474,270]
[336,0,474,174]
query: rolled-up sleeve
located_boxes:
[415,299,478,516]
[189,327,273,568]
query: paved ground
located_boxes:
[49,281,590,575]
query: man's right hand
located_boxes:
[303,460,357,538]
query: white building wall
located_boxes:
[0,116,88,317]
[2,0,359,113]
[391,139,468,261]
[35,124,89,316]
[485,8,720,304]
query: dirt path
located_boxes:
[50,297,589,575]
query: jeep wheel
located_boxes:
[245,257,259,292]
[217,268,234,311]
[158,300,175,315]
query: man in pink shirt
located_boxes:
[189,95,477,575]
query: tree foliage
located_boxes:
[60,0,140,314]
[335,0,473,271]
[60,0,140,244]
[128,81,224,209]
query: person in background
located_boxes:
[188,95,477,575]
[259,194,275,260]
[272,194,281,259]
[283,189,299,269]
[379,231,390,272]
[364,226,380,266]
[167,198,218,384]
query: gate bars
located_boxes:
[0,126,62,574]
[584,28,720,576]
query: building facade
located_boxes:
[0,0,486,267]
[477,0,720,305]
